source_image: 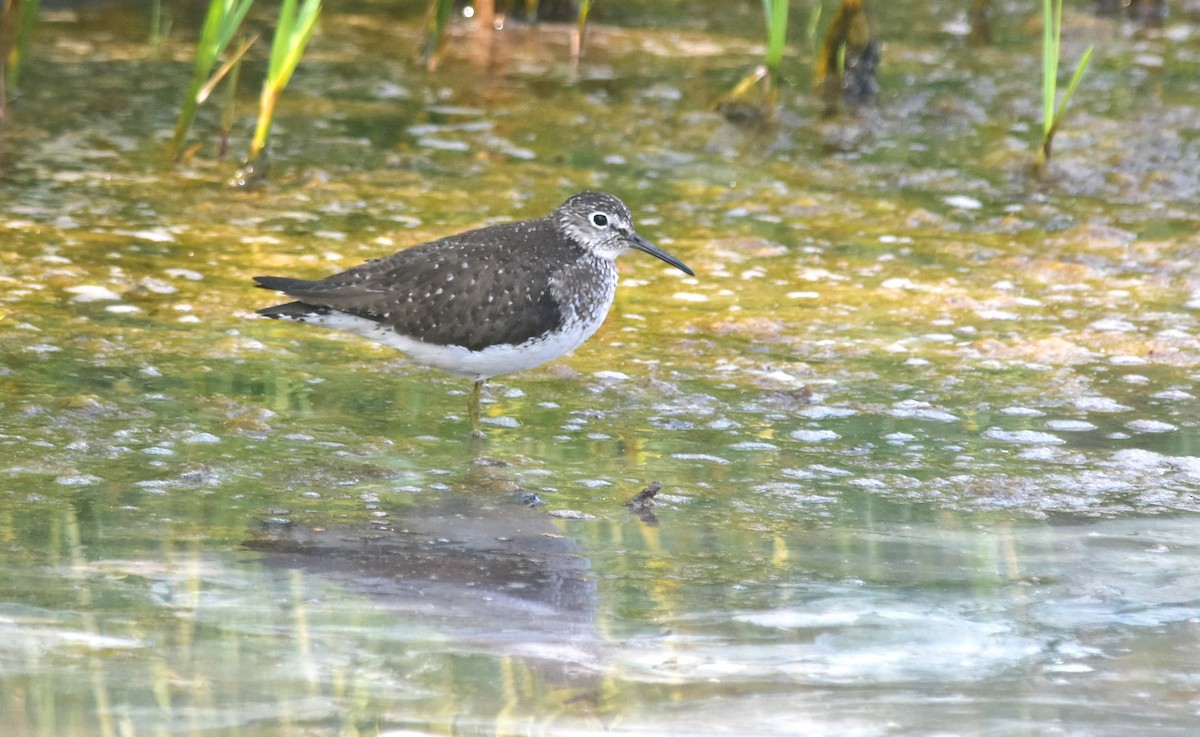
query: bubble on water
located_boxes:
[1089,318,1137,332]
[983,429,1065,445]
[1075,397,1132,413]
[999,407,1045,417]
[764,370,799,384]
[66,285,121,302]
[847,477,887,489]
[183,432,221,444]
[651,417,694,430]
[116,227,176,243]
[707,418,740,430]
[1152,390,1194,400]
[672,453,731,465]
[1045,420,1096,432]
[888,401,958,422]
[729,441,780,451]
[796,406,857,420]
[1016,447,1065,461]
[592,370,629,381]
[55,474,101,486]
[482,416,520,428]
[944,194,982,209]
[1124,419,1177,434]
[549,509,598,520]
[976,309,1020,320]
[137,277,177,295]
[790,429,841,443]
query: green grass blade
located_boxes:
[765,0,789,71]
[806,3,823,55]
[272,0,321,92]
[216,0,254,52]
[250,0,321,161]
[7,0,42,88]
[169,0,255,159]
[1041,0,1056,138]
[197,33,257,105]
[421,0,455,68]
[576,0,593,47]
[1048,44,1093,137]
[270,0,299,79]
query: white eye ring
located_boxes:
[590,212,609,228]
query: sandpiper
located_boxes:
[254,191,694,434]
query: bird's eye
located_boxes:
[591,213,609,228]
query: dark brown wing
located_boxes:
[255,218,578,352]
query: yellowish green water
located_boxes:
[3,2,1200,735]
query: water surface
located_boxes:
[3,2,1200,734]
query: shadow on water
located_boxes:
[245,487,603,691]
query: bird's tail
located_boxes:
[253,275,315,293]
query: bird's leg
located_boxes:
[469,379,485,437]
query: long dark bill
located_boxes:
[629,233,694,276]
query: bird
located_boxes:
[253,191,694,435]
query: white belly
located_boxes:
[288,309,608,381]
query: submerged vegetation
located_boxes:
[0,0,41,122]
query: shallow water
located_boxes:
[3,1,1200,735]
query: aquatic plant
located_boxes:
[247,0,322,163]
[0,0,41,122]
[420,0,455,70]
[806,2,824,55]
[148,0,171,56]
[969,0,991,45]
[168,0,256,159]
[1036,0,1093,168]
[715,0,791,122]
[214,35,253,158]
[570,0,594,70]
[816,0,880,113]
[763,0,789,76]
